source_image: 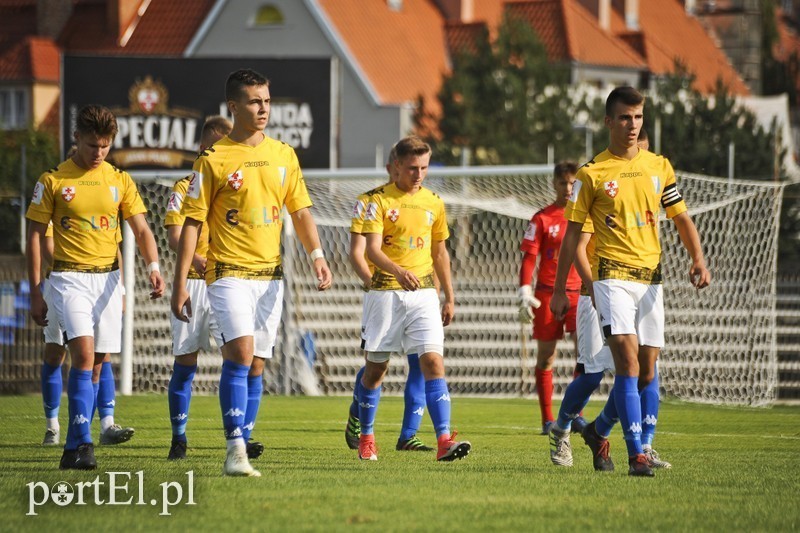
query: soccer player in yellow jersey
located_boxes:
[163,115,273,462]
[171,69,332,477]
[26,104,165,470]
[551,87,710,477]
[344,146,434,453]
[357,135,470,462]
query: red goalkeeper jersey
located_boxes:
[519,203,581,291]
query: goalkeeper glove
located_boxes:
[517,285,541,323]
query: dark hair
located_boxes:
[201,115,232,145]
[554,160,578,179]
[638,127,649,141]
[394,135,431,160]
[225,69,270,102]
[605,86,644,117]
[75,104,118,138]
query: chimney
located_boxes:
[37,0,73,39]
[613,0,639,30]
[108,0,141,41]
[579,0,611,31]
[435,0,474,23]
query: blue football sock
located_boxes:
[349,367,365,419]
[556,371,604,430]
[358,382,382,436]
[400,354,425,441]
[219,360,248,440]
[613,375,643,456]
[425,378,451,438]
[168,361,196,439]
[41,362,62,420]
[90,381,99,423]
[640,365,660,447]
[242,373,263,442]
[97,361,115,421]
[65,369,93,449]
[595,394,619,438]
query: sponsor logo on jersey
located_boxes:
[523,222,537,241]
[61,187,76,202]
[32,182,44,205]
[186,171,202,199]
[387,208,400,222]
[365,202,378,221]
[244,160,269,168]
[227,170,244,191]
[568,180,582,203]
[603,181,618,198]
[352,199,365,220]
[167,192,182,212]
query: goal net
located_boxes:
[128,167,783,406]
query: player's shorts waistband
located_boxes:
[370,271,435,291]
[187,269,204,280]
[210,262,283,281]
[596,257,662,284]
[580,283,590,296]
[535,283,580,294]
[52,259,119,273]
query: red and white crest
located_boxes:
[387,208,400,222]
[548,224,560,238]
[61,186,76,202]
[227,170,244,191]
[603,180,619,198]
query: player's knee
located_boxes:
[175,352,198,367]
[362,357,389,388]
[42,343,66,366]
[418,350,444,379]
[249,356,266,376]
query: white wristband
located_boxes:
[309,248,325,261]
[146,262,160,274]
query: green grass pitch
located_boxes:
[0,394,798,531]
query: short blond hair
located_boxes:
[394,135,431,160]
[201,115,232,147]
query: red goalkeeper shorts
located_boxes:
[533,289,578,341]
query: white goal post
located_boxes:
[122,166,784,406]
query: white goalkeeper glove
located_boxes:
[517,285,541,323]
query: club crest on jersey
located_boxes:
[61,186,76,202]
[387,208,400,222]
[227,170,244,191]
[603,180,619,198]
[549,224,560,237]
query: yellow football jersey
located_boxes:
[166,175,209,280]
[181,135,312,283]
[26,159,145,270]
[361,183,449,291]
[350,182,391,275]
[566,149,687,283]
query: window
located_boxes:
[0,88,29,130]
[250,5,284,27]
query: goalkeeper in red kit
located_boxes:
[517,161,584,435]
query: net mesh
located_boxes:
[129,168,782,405]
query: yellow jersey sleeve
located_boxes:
[659,157,687,219]
[361,184,447,290]
[166,176,208,278]
[350,192,369,234]
[565,168,592,225]
[45,220,54,237]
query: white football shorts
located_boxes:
[576,295,614,373]
[361,288,443,360]
[593,279,664,348]
[41,279,64,346]
[47,270,123,353]
[207,277,283,358]
[171,278,218,355]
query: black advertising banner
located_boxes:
[62,55,331,169]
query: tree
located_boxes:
[0,128,59,253]
[415,13,596,165]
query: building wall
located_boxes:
[571,63,642,90]
[189,0,404,168]
[31,83,59,129]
